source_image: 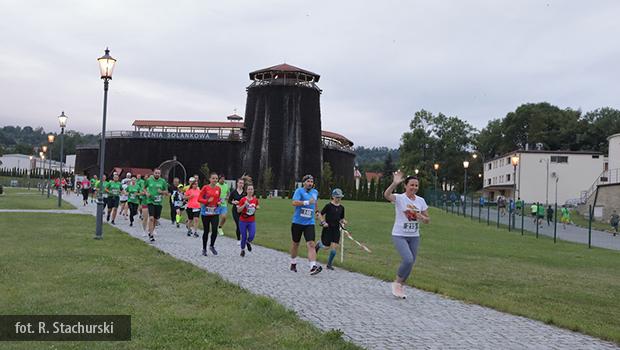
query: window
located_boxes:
[550,156,568,163]
[487,179,491,185]
[506,157,510,164]
[592,155,599,159]
[488,163,492,170]
[507,174,511,181]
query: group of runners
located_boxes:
[75,168,429,297]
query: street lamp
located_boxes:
[95,48,117,240]
[433,163,439,205]
[472,153,478,160]
[45,135,55,198]
[57,111,68,207]
[511,155,519,226]
[463,161,469,216]
[414,169,419,175]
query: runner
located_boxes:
[171,181,185,228]
[145,168,169,242]
[100,174,108,211]
[120,172,132,218]
[80,176,91,206]
[610,210,619,236]
[537,203,545,228]
[216,174,230,236]
[530,202,538,223]
[105,173,122,225]
[237,184,259,257]
[126,176,140,227]
[137,174,150,236]
[546,205,554,226]
[168,178,181,225]
[383,170,430,299]
[228,177,246,245]
[184,177,201,237]
[90,175,98,203]
[198,172,221,256]
[560,206,571,229]
[290,174,322,275]
[316,188,347,270]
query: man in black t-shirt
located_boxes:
[316,188,347,270]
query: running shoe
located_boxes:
[202,249,207,256]
[246,242,252,252]
[209,246,218,255]
[129,222,133,227]
[149,235,155,243]
[326,264,334,270]
[218,228,224,236]
[391,282,400,298]
[187,230,192,237]
[240,250,245,257]
[237,240,241,246]
[399,284,407,299]
[176,223,180,228]
[290,263,297,272]
[193,232,199,238]
[309,265,323,275]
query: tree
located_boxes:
[259,167,273,198]
[199,163,210,185]
[320,162,334,199]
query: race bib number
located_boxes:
[246,206,256,216]
[102,193,108,198]
[154,195,162,203]
[204,206,217,215]
[130,194,136,200]
[300,208,313,218]
[112,189,119,196]
[193,208,201,213]
[174,201,183,207]
[403,222,418,234]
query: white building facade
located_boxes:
[483,150,605,205]
[0,154,72,173]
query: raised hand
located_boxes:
[392,169,405,184]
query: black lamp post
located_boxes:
[57,112,68,207]
[46,135,55,198]
[95,48,117,240]
[463,160,469,216]
[39,150,45,195]
[433,163,439,205]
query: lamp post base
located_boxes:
[95,199,105,239]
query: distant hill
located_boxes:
[353,146,399,172]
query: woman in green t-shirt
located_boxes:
[126,177,141,227]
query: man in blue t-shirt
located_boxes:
[290,174,322,275]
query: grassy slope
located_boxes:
[0,213,360,350]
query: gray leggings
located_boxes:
[392,235,420,282]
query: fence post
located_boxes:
[478,203,481,223]
[470,197,474,219]
[508,209,512,232]
[487,205,490,225]
[451,201,454,214]
[553,202,557,243]
[521,205,524,236]
[588,204,592,249]
[534,202,540,238]
[496,206,500,229]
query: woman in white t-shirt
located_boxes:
[384,170,430,299]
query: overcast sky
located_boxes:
[1,0,619,148]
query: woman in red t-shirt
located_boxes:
[198,173,221,256]
[237,184,259,257]
[184,179,201,238]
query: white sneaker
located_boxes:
[237,240,241,246]
[218,228,225,236]
[399,283,407,299]
[391,282,400,298]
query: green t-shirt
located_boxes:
[107,181,121,197]
[561,207,570,218]
[145,177,168,206]
[217,182,230,207]
[101,181,110,197]
[127,184,141,204]
[136,179,146,203]
[537,205,545,216]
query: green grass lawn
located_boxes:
[225,198,620,344]
[0,187,74,209]
[0,213,360,350]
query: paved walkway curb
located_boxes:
[52,194,620,349]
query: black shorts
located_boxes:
[148,204,163,219]
[81,189,89,200]
[108,196,120,208]
[321,227,341,246]
[291,223,315,243]
[187,208,200,220]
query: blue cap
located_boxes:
[331,188,344,198]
